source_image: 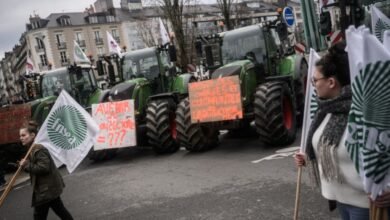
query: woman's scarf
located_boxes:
[305,86,352,185]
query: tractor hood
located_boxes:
[28,96,56,114]
[211,65,242,79]
[109,81,137,101]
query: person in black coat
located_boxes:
[19,121,73,220]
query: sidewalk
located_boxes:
[0,171,30,192]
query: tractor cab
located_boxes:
[40,65,100,107]
[122,48,170,81]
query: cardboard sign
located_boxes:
[189,75,243,123]
[0,104,31,144]
[92,100,136,150]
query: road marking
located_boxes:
[275,146,300,153]
[251,146,300,164]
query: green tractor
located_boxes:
[91,46,195,159]
[176,21,308,152]
[33,64,102,123]
[0,64,102,171]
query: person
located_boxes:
[19,121,73,220]
[294,41,370,220]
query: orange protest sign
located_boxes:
[0,104,31,144]
[189,75,243,123]
[92,100,136,150]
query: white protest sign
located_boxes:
[92,100,137,150]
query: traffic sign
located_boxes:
[283,7,295,27]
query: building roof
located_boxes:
[45,12,88,28]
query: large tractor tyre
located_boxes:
[254,81,297,146]
[88,148,117,162]
[294,60,308,126]
[146,99,180,154]
[176,98,219,152]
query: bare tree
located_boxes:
[156,0,191,70]
[234,1,247,28]
[135,18,157,48]
[216,0,234,30]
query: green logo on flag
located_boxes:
[346,61,390,183]
[375,19,390,42]
[47,105,87,150]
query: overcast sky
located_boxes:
[0,0,216,60]
[0,0,120,59]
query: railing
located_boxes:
[57,42,67,49]
[35,46,44,53]
[77,40,86,47]
[95,38,104,45]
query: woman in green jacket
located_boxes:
[19,121,73,220]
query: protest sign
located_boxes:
[92,100,136,150]
[188,75,243,123]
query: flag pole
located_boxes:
[0,144,35,207]
[294,166,303,220]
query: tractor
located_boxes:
[90,46,195,160]
[0,64,102,171]
[175,19,308,152]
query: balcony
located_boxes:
[95,38,104,45]
[38,63,49,71]
[77,40,86,47]
[61,61,68,67]
[35,46,44,53]
[114,36,120,43]
[57,42,67,49]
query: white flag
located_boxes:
[384,30,390,51]
[345,25,390,199]
[26,57,35,75]
[34,90,99,173]
[300,48,320,153]
[73,40,90,64]
[159,18,170,45]
[106,31,122,57]
[371,5,390,42]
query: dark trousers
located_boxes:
[34,197,73,220]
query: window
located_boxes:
[111,29,118,38]
[56,34,64,45]
[75,32,83,42]
[60,51,67,63]
[97,47,104,55]
[89,16,98,24]
[36,38,44,49]
[107,15,115,23]
[94,31,101,40]
[32,21,40,29]
[60,17,71,26]
[40,54,48,66]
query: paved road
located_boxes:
[0,130,338,219]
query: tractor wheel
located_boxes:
[88,148,117,162]
[254,81,297,146]
[294,60,308,126]
[146,99,180,154]
[176,98,219,152]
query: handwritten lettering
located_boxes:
[189,76,243,123]
[92,100,136,149]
